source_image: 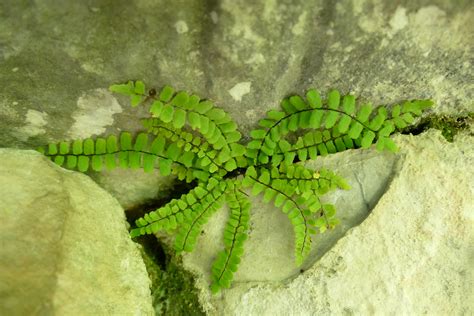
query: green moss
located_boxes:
[137,236,205,316]
[402,113,473,142]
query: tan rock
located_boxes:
[0,149,153,315]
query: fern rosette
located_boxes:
[38,80,432,293]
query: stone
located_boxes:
[195,130,473,315]
[182,149,398,283]
[0,0,471,150]
[0,149,153,315]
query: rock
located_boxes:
[196,130,472,315]
[89,168,177,211]
[182,149,398,283]
[0,149,153,315]
[0,1,471,149]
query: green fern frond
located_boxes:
[145,86,244,172]
[246,89,433,166]
[210,183,250,293]
[130,177,227,237]
[39,132,208,181]
[242,166,312,265]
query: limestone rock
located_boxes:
[0,1,471,150]
[201,130,473,315]
[182,150,398,284]
[0,149,153,315]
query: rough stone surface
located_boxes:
[193,130,472,315]
[89,168,177,211]
[182,149,398,284]
[0,0,472,150]
[0,149,153,315]
[0,1,473,314]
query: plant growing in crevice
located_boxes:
[38,81,432,293]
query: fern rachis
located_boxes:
[38,80,432,293]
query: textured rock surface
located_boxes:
[0,0,472,315]
[194,130,472,315]
[0,149,153,315]
[0,0,472,149]
[182,149,398,284]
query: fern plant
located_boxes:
[37,81,432,293]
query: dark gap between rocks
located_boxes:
[125,179,205,316]
[402,113,472,142]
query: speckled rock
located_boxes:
[195,130,473,315]
[181,149,398,285]
[0,149,153,315]
[0,0,471,148]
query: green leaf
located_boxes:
[166,143,181,161]
[59,142,69,155]
[172,91,189,107]
[348,122,364,139]
[109,81,134,96]
[289,95,307,110]
[73,140,83,155]
[250,129,266,139]
[324,112,339,128]
[196,101,213,114]
[173,108,187,129]
[306,89,322,108]
[150,136,166,155]
[342,95,355,114]
[48,143,58,155]
[130,95,143,107]
[134,81,145,94]
[309,109,324,128]
[338,116,352,133]
[91,155,102,171]
[267,110,286,120]
[95,138,106,154]
[160,104,174,123]
[143,154,156,172]
[357,104,373,122]
[159,85,175,102]
[159,158,172,175]
[78,156,89,172]
[327,90,340,109]
[361,130,376,148]
[120,132,132,150]
[150,101,164,117]
[67,155,77,169]
[54,156,64,166]
[134,133,148,151]
[84,139,94,155]
[188,112,201,129]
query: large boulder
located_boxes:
[190,130,472,315]
[0,149,153,315]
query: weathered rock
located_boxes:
[0,0,471,149]
[0,149,153,315]
[182,149,398,284]
[89,168,177,211]
[193,130,472,315]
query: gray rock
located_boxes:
[181,149,398,283]
[0,0,471,149]
[0,149,153,315]
[197,130,473,315]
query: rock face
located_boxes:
[0,149,153,315]
[194,130,472,315]
[182,150,398,284]
[0,0,472,315]
[0,0,471,149]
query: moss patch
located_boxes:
[402,113,473,142]
[137,235,205,316]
